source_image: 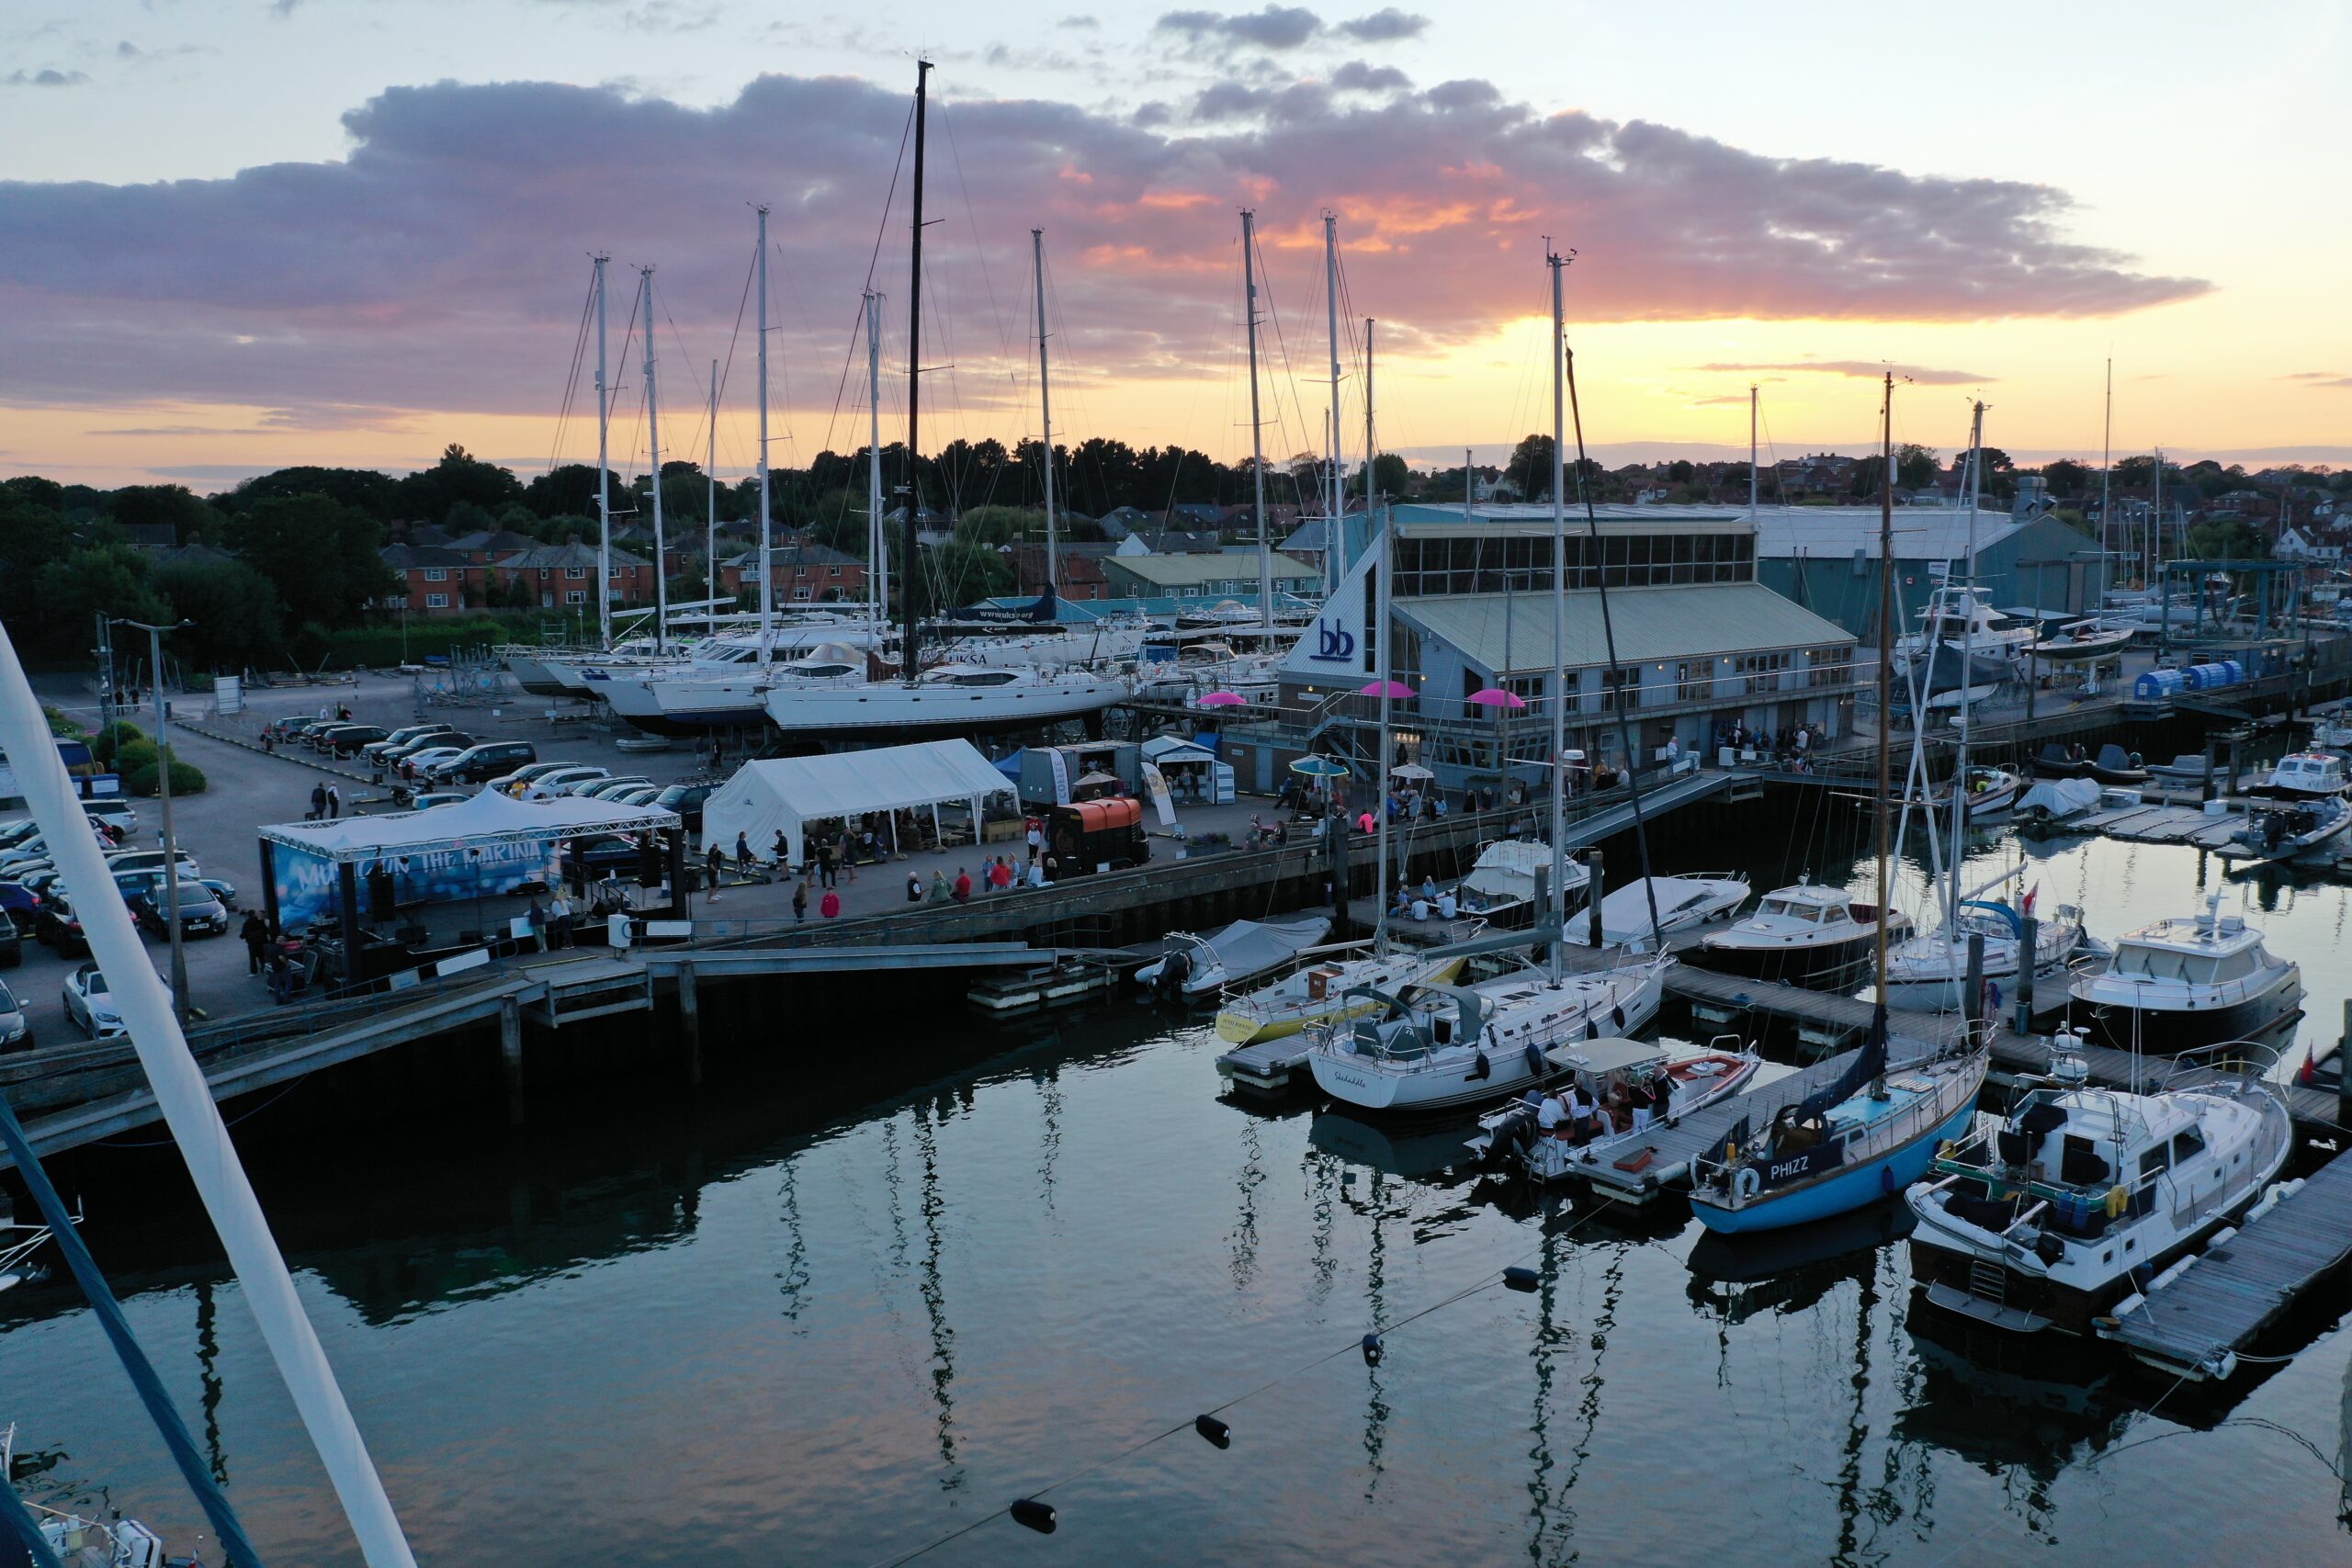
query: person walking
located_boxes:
[705,841,725,902]
[548,888,573,948]
[792,878,808,923]
[818,838,838,890]
[240,911,269,975]
[325,784,342,819]
[309,782,327,821]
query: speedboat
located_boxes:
[1135,913,1331,999]
[2066,900,2302,1055]
[2245,751,2348,799]
[1698,878,1910,990]
[1687,1032,1988,1234]
[1445,839,1584,930]
[1936,764,2024,818]
[1894,585,2040,660]
[2030,743,2149,787]
[2220,794,2352,863]
[1305,956,1668,1116]
[2030,620,2135,663]
[762,662,1129,742]
[1465,1034,1765,1180]
[1905,1038,2292,1337]
[1564,873,1747,949]
[1878,897,2086,1012]
[1212,945,1465,1044]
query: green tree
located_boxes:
[154,555,285,669]
[223,492,395,629]
[0,484,76,639]
[2041,459,2089,497]
[1362,452,1410,499]
[1896,444,1939,491]
[393,444,523,523]
[956,506,1040,547]
[217,466,398,521]
[928,537,1012,606]
[524,463,628,519]
[107,483,224,545]
[1504,434,1554,499]
[34,545,172,651]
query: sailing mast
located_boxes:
[866,291,886,639]
[1363,318,1375,510]
[2098,357,2112,612]
[1034,228,1058,593]
[1872,371,1896,1052]
[1324,211,1344,600]
[1243,209,1272,632]
[707,356,718,637]
[594,253,613,649]
[1946,400,1986,937]
[902,59,931,681]
[1546,247,1568,984]
[641,265,669,654]
[756,205,773,665]
[1748,384,1759,522]
[1371,313,1391,951]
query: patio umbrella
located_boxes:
[1073,770,1121,788]
[1465,687,1527,709]
[1390,763,1435,782]
[1289,755,1352,779]
[1357,680,1413,698]
[1196,691,1250,706]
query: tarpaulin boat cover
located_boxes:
[1195,913,1331,984]
[698,739,1015,853]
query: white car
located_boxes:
[85,799,138,837]
[399,747,465,779]
[0,978,28,1050]
[103,848,201,881]
[522,767,607,801]
[62,964,131,1038]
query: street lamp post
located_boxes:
[116,618,195,1023]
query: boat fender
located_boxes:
[1881,1165,1898,1195]
[1734,1166,1762,1202]
[1502,1266,1540,1292]
[1585,1019,1600,1041]
[1611,1005,1625,1029]
[1194,1415,1231,1449]
[1361,1332,1384,1367]
[2104,1184,2128,1219]
[1523,1041,1546,1079]
[1012,1498,1057,1534]
[1470,1051,1491,1082]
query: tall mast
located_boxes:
[1373,516,1393,952]
[903,59,931,679]
[1948,399,1985,934]
[1546,246,1568,984]
[1363,318,1375,511]
[641,265,668,654]
[756,204,773,664]
[1243,209,1271,632]
[1748,384,1759,521]
[2098,356,2112,608]
[1874,372,1895,1026]
[866,291,886,634]
[707,356,718,636]
[1464,446,1472,523]
[1324,211,1343,598]
[594,254,614,649]
[2153,445,2165,589]
[1033,227,1058,593]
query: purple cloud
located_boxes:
[1694,361,1997,386]
[0,72,2205,427]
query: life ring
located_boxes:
[1734,1166,1762,1202]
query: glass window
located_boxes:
[425,592,449,608]
[2138,1142,2172,1180]
[423,567,447,581]
[2173,1127,2206,1165]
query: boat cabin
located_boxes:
[2096,912,2273,989]
[1746,882,1861,931]
[2266,752,2347,795]
[1929,1087,2199,1241]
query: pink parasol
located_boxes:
[1465,687,1528,709]
[1196,690,1250,706]
[1357,680,1413,698]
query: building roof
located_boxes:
[1751,507,2033,561]
[498,542,647,570]
[723,543,864,569]
[1104,552,1317,588]
[447,528,540,553]
[379,544,473,570]
[1399,581,1852,674]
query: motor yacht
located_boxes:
[2066,902,2302,1055]
[1894,585,2039,660]
[1879,897,2087,1012]
[1445,840,1585,930]
[1698,878,1911,990]
[2246,750,2348,799]
[1563,873,1747,949]
[1906,1039,2292,1337]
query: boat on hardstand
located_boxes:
[1563,873,1747,949]
[2030,619,2135,664]
[1465,1034,1767,1181]
[1135,913,1332,999]
[1905,1038,2292,1338]
[1686,1027,1989,1235]
[1697,878,1910,990]
[1305,956,1668,1116]
[761,662,1128,742]
[597,645,869,735]
[1212,945,1466,1044]
[2065,900,2303,1055]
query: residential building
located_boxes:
[718,540,871,605]
[493,541,654,609]
[379,544,489,615]
[1008,541,1118,601]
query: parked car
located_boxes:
[490,761,575,795]
[62,964,129,1038]
[130,879,231,939]
[516,766,606,800]
[0,881,40,936]
[608,786,662,807]
[103,848,201,881]
[201,875,240,910]
[397,746,467,781]
[17,868,63,902]
[0,977,28,1050]
[84,798,138,837]
[652,781,717,831]
[307,723,364,754]
[364,724,459,766]
[574,775,652,800]
[409,791,469,810]
[325,725,390,758]
[0,820,40,851]
[0,912,18,968]
[428,741,538,785]
[38,893,92,958]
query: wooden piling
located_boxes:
[678,964,703,1087]
[500,995,525,1126]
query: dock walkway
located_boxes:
[2101,1145,2352,1379]
[1575,1044,1885,1199]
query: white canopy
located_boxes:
[259,785,679,864]
[1141,735,1216,767]
[699,739,1014,855]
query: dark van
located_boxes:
[429,740,538,785]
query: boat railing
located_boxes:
[2159,1037,2285,1091]
[1212,938,1374,1011]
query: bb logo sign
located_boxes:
[1311,618,1357,661]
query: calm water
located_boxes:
[7,817,2352,1566]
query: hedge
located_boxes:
[115,739,206,797]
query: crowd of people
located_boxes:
[1532,1068,1677,1145]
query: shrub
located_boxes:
[41,705,84,739]
[91,719,146,766]
[116,739,206,797]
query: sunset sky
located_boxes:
[5,0,2348,492]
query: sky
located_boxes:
[3,0,2348,492]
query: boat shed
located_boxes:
[698,739,1016,863]
[1744,506,2107,642]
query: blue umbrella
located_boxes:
[1288,754,1352,779]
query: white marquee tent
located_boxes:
[699,739,1016,863]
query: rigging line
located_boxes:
[933,96,1016,370]
[545,267,598,477]
[813,295,875,468]
[659,299,715,474]
[705,242,759,477]
[1564,315,1667,950]
[864,96,919,296]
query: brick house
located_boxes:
[378,544,488,615]
[718,541,870,605]
[494,542,655,609]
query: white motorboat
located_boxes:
[1698,878,1910,990]
[2246,750,2349,799]
[762,662,1129,742]
[1894,585,2039,660]
[1878,897,2086,1012]
[2220,793,2352,863]
[1935,764,2023,818]
[1306,956,1668,1115]
[1446,839,1585,930]
[1906,1039,2292,1337]
[1465,1034,1765,1180]
[2030,620,2135,663]
[2014,778,2102,824]
[2067,900,2302,1055]
[1564,873,1748,949]
[1212,945,1465,1043]
[1135,913,1331,998]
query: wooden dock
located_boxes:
[2099,1146,2352,1379]
[2069,799,2247,851]
[1574,1043,1892,1201]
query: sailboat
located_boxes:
[1689,372,1990,1235]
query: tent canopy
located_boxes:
[699,739,1014,853]
[1141,735,1216,767]
[258,786,679,864]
